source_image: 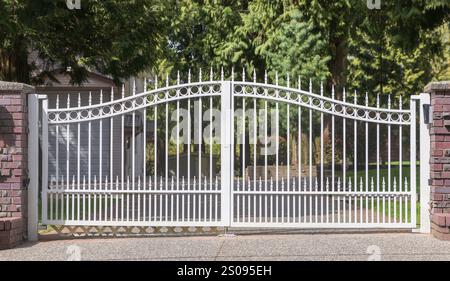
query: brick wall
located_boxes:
[426,81,450,240]
[0,82,34,249]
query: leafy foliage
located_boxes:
[0,0,168,84]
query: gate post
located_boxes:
[0,82,34,249]
[220,81,233,226]
[425,81,450,240]
[419,93,431,233]
[27,94,39,241]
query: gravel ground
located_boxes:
[1,232,450,261]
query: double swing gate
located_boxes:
[38,69,428,231]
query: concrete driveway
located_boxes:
[0,232,449,261]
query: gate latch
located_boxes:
[443,112,450,128]
[423,104,431,125]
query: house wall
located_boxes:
[44,91,124,184]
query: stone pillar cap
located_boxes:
[0,81,35,93]
[424,81,450,93]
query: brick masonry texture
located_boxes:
[0,82,34,249]
[427,81,450,240]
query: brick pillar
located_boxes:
[426,81,450,240]
[0,81,34,249]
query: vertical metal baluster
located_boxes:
[365,92,369,224]
[298,76,302,224]
[165,75,169,222]
[353,91,357,223]
[286,74,290,223]
[131,81,136,222]
[308,79,312,223]
[342,88,346,224]
[376,93,380,223]
[77,93,81,221]
[274,72,279,223]
[320,82,324,223]
[127,176,130,221]
[388,94,392,224]
[331,85,335,223]
[187,70,191,222]
[99,91,104,222]
[154,77,158,222]
[66,94,70,221]
[177,72,181,222]
[242,92,246,222]
[55,95,60,221]
[121,85,125,222]
[253,71,257,223]
[399,95,403,224]
[198,69,202,222]
[110,89,114,222]
[264,71,268,224]
[143,79,147,222]
[93,175,97,221]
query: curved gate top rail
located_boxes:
[46,72,411,125]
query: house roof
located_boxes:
[36,71,117,93]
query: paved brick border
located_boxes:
[426,81,450,240]
[0,82,34,249]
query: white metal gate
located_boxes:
[37,69,429,231]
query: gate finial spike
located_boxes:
[165,73,169,87]
[388,93,391,109]
[275,72,279,86]
[242,67,246,82]
[337,177,341,189]
[78,93,81,107]
[376,92,380,107]
[199,68,202,82]
[210,67,213,81]
[365,92,368,106]
[399,95,403,110]
[133,80,136,96]
[67,93,70,108]
[264,70,268,84]
[155,75,158,89]
[332,84,335,99]
[221,67,224,81]
[309,78,312,93]
[100,89,103,103]
[231,66,235,82]
[56,94,60,109]
[298,76,301,90]
[111,86,115,101]
[188,69,191,84]
[143,78,147,93]
[353,90,357,105]
[253,69,257,83]
[177,71,180,85]
[287,73,290,88]
[343,87,346,102]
